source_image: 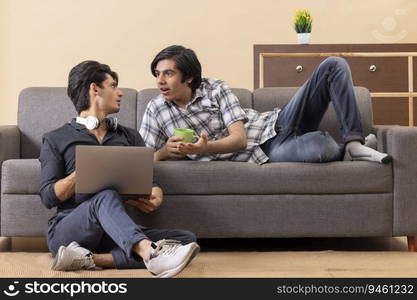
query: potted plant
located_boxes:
[294,9,312,44]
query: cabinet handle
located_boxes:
[296,65,303,73]
[369,65,377,72]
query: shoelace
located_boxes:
[152,239,182,258]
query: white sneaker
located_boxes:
[144,239,200,278]
[51,241,96,271]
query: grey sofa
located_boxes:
[2,86,417,251]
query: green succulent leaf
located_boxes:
[294,9,313,33]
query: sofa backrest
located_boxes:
[136,88,253,127]
[253,87,373,143]
[18,87,138,158]
[17,86,372,158]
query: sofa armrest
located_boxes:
[0,126,20,164]
[0,125,20,237]
[372,125,399,153]
[384,126,417,235]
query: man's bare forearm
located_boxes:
[54,171,76,201]
[204,120,247,154]
[205,131,247,154]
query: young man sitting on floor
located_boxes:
[39,60,199,278]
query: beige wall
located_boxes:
[1,0,416,125]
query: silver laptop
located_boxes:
[75,145,154,196]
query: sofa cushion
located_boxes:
[18,87,138,159]
[2,159,392,195]
[1,159,53,236]
[127,194,392,238]
[1,193,392,238]
[1,159,392,237]
[1,194,54,236]
[154,161,392,194]
[253,87,373,143]
[1,159,40,194]
[136,88,253,128]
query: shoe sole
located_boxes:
[51,245,68,271]
[154,243,200,278]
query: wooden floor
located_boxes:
[0,236,416,278]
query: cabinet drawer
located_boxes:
[346,57,408,92]
[372,98,408,125]
[263,56,409,92]
[263,57,325,87]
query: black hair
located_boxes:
[67,60,118,114]
[150,45,202,92]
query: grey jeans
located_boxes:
[47,189,196,269]
[261,56,364,163]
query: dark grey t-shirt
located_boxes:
[39,118,157,213]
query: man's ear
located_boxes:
[89,82,99,95]
[87,83,100,107]
[187,77,193,85]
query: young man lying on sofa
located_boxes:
[139,45,391,165]
[39,60,199,278]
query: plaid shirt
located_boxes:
[139,78,280,164]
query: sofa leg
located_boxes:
[0,237,12,252]
[407,236,417,252]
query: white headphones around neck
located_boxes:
[76,116,118,131]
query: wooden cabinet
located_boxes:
[254,44,417,126]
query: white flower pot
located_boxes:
[297,33,311,44]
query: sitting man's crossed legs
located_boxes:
[49,189,199,278]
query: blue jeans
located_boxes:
[47,189,196,269]
[261,56,364,163]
